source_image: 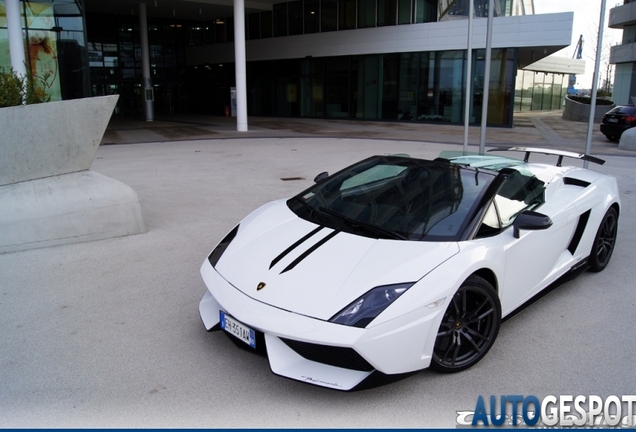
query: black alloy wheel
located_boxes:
[431,275,501,373]
[588,207,618,272]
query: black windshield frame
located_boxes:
[287,155,498,242]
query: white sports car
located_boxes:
[198,147,620,390]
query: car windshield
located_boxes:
[287,155,496,241]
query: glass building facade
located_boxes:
[190,48,515,126]
[2,0,564,123]
[0,0,90,101]
[514,69,568,112]
[86,15,189,116]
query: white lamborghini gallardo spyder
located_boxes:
[198,147,620,390]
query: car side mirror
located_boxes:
[314,171,329,183]
[512,210,553,239]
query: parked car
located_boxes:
[198,148,620,390]
[600,105,636,141]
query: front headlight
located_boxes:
[329,282,415,328]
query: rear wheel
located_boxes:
[588,207,618,272]
[604,134,619,142]
[431,275,501,373]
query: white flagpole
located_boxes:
[479,0,495,155]
[463,0,474,154]
[584,0,606,167]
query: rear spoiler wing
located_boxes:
[488,147,605,166]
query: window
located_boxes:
[398,0,411,24]
[339,0,356,29]
[321,0,338,31]
[288,0,303,35]
[261,11,273,38]
[378,0,397,26]
[304,0,320,33]
[358,0,376,28]
[274,3,288,36]
[477,170,545,237]
[415,0,436,22]
[248,13,261,39]
[214,20,227,43]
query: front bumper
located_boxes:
[199,259,444,390]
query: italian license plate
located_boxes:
[607,118,619,123]
[220,311,256,349]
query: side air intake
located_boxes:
[567,210,591,255]
[563,177,591,188]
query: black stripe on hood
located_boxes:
[280,230,340,274]
[269,226,324,270]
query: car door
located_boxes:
[475,170,573,316]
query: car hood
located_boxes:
[215,200,459,320]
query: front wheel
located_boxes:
[588,207,618,272]
[431,275,501,373]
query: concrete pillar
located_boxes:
[139,3,154,121]
[5,0,27,78]
[233,0,248,131]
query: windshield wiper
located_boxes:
[292,196,326,222]
[318,207,407,240]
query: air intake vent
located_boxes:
[568,210,591,254]
[280,338,374,371]
[564,177,590,188]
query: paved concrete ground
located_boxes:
[101,110,632,158]
[1,115,635,427]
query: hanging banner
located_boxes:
[25,2,61,101]
[0,4,10,70]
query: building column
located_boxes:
[233,0,248,131]
[139,3,154,121]
[5,0,27,78]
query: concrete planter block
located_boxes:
[0,95,119,186]
[562,96,614,123]
[0,95,146,253]
[0,171,145,253]
[618,126,636,151]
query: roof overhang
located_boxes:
[522,55,585,75]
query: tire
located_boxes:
[588,207,618,272]
[431,275,501,373]
[604,134,619,142]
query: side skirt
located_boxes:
[503,257,589,323]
